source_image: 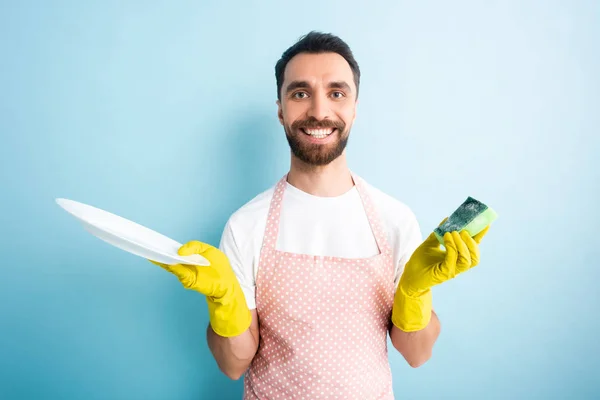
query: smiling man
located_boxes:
[280,53,353,166]
[153,31,491,399]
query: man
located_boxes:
[152,31,490,399]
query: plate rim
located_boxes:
[57,197,211,266]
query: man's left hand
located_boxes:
[391,220,490,332]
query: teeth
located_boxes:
[304,128,333,139]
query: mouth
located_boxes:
[301,127,336,139]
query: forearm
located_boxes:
[206,310,259,380]
[390,309,441,368]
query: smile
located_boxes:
[301,128,336,139]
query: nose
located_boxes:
[307,92,331,121]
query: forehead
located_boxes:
[283,52,355,89]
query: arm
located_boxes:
[390,309,441,368]
[391,220,490,367]
[148,240,255,379]
[206,218,260,379]
[207,309,260,380]
[389,214,441,367]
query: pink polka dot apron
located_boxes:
[244,173,396,399]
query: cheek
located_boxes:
[282,103,306,125]
[337,104,356,125]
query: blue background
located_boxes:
[1,1,598,399]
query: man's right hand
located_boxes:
[150,241,252,338]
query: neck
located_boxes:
[287,153,354,197]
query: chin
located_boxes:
[288,134,349,166]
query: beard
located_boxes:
[284,116,350,166]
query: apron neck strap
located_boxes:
[261,172,391,255]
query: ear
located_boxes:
[276,99,284,125]
[352,98,359,124]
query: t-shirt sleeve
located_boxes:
[394,212,424,289]
[218,219,257,310]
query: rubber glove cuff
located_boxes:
[391,286,432,332]
[206,284,252,338]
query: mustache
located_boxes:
[291,117,345,131]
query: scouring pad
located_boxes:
[434,197,498,245]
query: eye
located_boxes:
[292,91,309,99]
[331,91,345,99]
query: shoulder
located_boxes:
[224,184,275,241]
[357,176,423,260]
[358,177,419,226]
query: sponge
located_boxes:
[434,197,498,246]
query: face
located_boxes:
[277,52,358,166]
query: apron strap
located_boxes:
[260,174,288,252]
[350,172,393,257]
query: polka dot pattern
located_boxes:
[244,174,396,399]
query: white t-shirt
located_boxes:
[218,177,424,310]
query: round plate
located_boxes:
[56,198,210,266]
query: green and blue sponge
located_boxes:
[434,197,498,245]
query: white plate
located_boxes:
[56,198,210,266]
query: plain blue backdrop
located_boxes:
[1,1,598,399]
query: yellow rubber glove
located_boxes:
[150,241,252,338]
[392,220,490,332]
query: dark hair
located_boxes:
[275,31,361,101]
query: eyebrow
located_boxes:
[285,80,310,94]
[285,80,352,94]
[328,81,352,92]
